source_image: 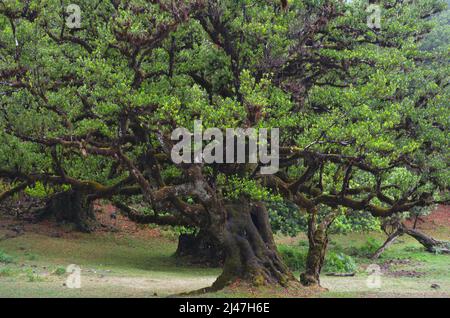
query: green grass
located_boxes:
[317,231,450,297]
[0,231,219,297]
[53,266,67,276]
[0,267,15,277]
[0,250,15,264]
[0,228,448,298]
[25,269,46,283]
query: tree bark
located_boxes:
[175,229,224,267]
[300,226,328,286]
[372,223,450,258]
[206,202,296,291]
[36,190,97,233]
[401,225,450,254]
[371,229,403,259]
[300,208,338,287]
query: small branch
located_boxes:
[113,201,193,226]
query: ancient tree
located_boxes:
[1,0,448,291]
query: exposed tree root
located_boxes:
[176,278,320,298]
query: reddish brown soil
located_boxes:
[94,202,163,239]
[404,205,449,230]
[0,201,164,240]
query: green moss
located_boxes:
[253,273,266,287]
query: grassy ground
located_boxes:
[0,231,219,297]
[0,225,448,298]
[320,230,450,298]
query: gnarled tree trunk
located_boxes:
[175,229,224,267]
[300,227,328,286]
[36,190,97,233]
[207,201,296,291]
[300,208,338,287]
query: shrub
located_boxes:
[24,181,51,198]
[278,245,307,271]
[279,244,358,274]
[0,250,14,264]
[324,252,357,273]
[359,237,382,257]
[54,266,67,276]
[269,202,308,237]
[346,237,382,257]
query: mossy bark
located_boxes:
[175,229,224,267]
[300,208,338,287]
[300,228,328,286]
[207,202,296,291]
[372,223,450,258]
[402,226,450,254]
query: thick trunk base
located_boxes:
[175,230,224,267]
[300,209,336,287]
[209,202,297,291]
[36,190,97,233]
[300,239,327,286]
